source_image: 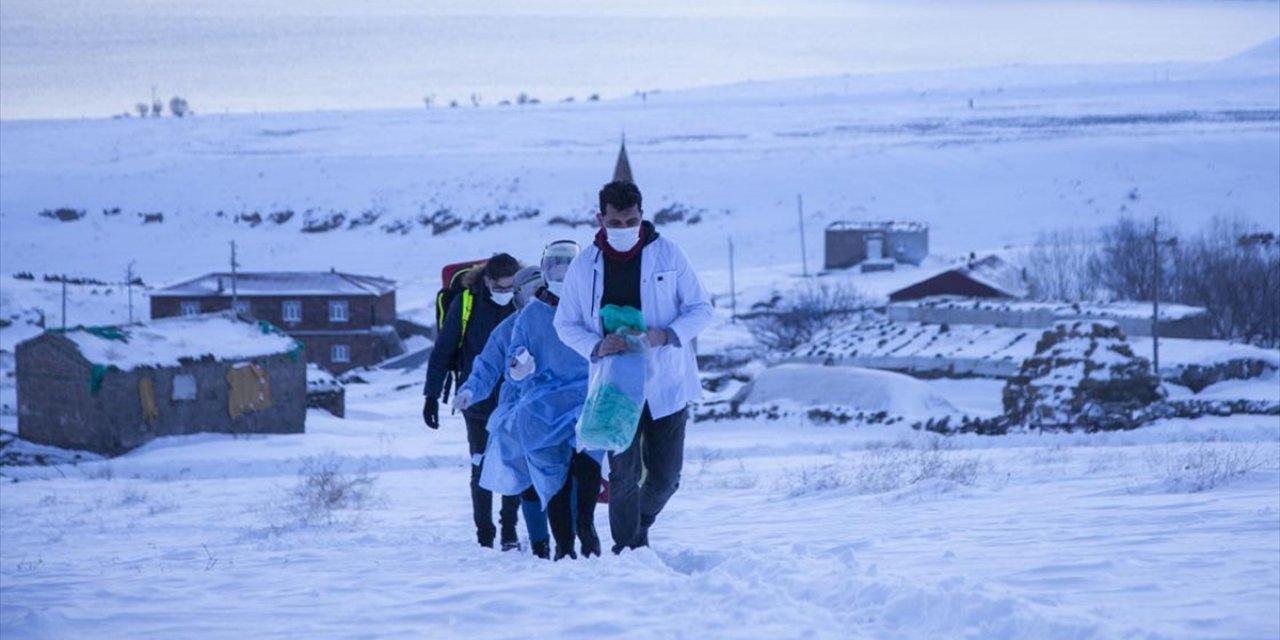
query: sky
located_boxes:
[1,0,1278,119]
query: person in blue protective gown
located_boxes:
[454,266,552,558]
[461,239,603,560]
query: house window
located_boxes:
[282,300,302,323]
[233,300,252,315]
[180,301,201,316]
[329,300,349,322]
[331,344,351,363]
[172,374,197,401]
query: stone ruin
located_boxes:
[1002,320,1164,431]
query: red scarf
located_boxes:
[594,226,647,262]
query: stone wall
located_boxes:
[888,304,1213,338]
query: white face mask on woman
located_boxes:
[605,225,641,252]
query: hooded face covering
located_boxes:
[541,240,580,299]
[605,225,641,252]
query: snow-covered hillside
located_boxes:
[2,38,1278,326]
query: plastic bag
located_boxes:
[576,306,648,451]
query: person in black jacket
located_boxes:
[423,253,523,549]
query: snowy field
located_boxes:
[3,1,1280,638]
[1,373,1277,639]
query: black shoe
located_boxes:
[554,547,578,561]
[478,536,495,549]
[531,540,551,560]
[501,540,522,552]
[577,520,601,558]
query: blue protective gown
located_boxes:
[505,298,593,508]
[456,315,531,496]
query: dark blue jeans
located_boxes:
[607,405,687,553]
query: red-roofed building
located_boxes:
[150,270,401,373]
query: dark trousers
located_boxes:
[607,405,687,552]
[547,452,602,553]
[465,416,521,547]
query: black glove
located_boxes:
[423,397,439,430]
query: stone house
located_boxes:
[15,312,305,456]
[150,270,400,373]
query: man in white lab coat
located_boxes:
[554,180,714,554]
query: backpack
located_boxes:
[435,259,486,399]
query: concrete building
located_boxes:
[16,313,305,456]
[825,221,929,272]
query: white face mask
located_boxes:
[490,290,514,306]
[605,225,641,252]
[546,281,563,297]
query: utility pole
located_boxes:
[728,236,737,323]
[230,240,240,313]
[1150,215,1177,373]
[1152,216,1160,372]
[61,275,67,331]
[797,194,809,277]
[126,261,136,323]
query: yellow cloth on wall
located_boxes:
[139,377,159,423]
[227,364,272,419]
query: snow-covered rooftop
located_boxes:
[51,312,300,370]
[828,220,928,233]
[154,272,396,297]
[961,255,1028,299]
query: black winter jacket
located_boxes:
[423,282,515,420]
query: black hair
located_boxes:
[598,181,643,215]
[483,253,521,280]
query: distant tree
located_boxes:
[1020,227,1102,301]
[588,93,600,102]
[150,99,163,118]
[448,100,459,108]
[136,103,150,118]
[516,92,530,106]
[423,94,434,109]
[1090,216,1170,300]
[743,282,870,351]
[469,92,482,107]
[1174,217,1280,347]
[169,96,190,117]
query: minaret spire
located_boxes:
[612,134,634,183]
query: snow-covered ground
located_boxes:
[2,373,1277,639]
[2,6,1279,638]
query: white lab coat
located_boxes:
[554,236,714,420]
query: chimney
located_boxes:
[613,134,633,184]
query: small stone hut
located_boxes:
[15,312,306,456]
[825,221,929,272]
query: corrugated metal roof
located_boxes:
[153,271,396,297]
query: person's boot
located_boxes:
[577,517,601,558]
[531,539,551,560]
[554,546,578,561]
[501,539,522,552]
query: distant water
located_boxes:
[2,0,1277,120]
